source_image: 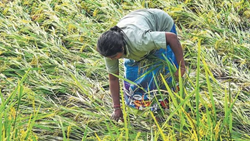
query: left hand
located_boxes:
[174,65,185,80]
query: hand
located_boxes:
[174,65,185,80]
[111,108,124,122]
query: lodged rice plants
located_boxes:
[0,0,249,140]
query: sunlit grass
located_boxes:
[0,0,249,140]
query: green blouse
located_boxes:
[104,9,174,73]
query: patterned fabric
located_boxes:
[123,24,178,111]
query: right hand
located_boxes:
[111,108,124,122]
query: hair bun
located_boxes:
[110,26,121,32]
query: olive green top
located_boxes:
[105,9,174,73]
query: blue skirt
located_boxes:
[123,24,179,111]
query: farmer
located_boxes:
[97,9,185,122]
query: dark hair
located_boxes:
[97,26,124,57]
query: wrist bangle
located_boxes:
[113,104,120,108]
[114,107,121,110]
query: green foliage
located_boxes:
[0,0,249,140]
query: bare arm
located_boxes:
[165,32,185,78]
[109,72,120,106]
[109,71,123,121]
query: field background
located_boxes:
[0,0,250,140]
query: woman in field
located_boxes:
[97,9,185,122]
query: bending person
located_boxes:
[97,9,185,122]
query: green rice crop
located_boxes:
[0,0,249,140]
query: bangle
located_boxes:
[113,104,120,108]
[114,107,121,110]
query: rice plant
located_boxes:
[0,0,249,140]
